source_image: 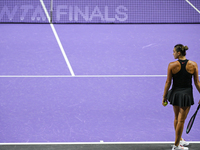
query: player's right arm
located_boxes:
[193,62,200,93]
[162,62,173,106]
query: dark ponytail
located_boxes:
[174,44,188,56]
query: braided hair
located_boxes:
[174,44,188,56]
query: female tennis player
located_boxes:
[162,44,200,150]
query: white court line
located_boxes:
[39,0,75,76]
[0,75,200,78]
[0,75,167,78]
[185,0,200,14]
[0,141,200,145]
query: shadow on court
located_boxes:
[0,143,200,150]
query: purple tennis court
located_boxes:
[0,0,200,150]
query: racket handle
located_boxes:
[197,103,200,111]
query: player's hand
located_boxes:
[198,100,200,104]
[162,97,168,106]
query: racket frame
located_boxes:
[186,104,200,134]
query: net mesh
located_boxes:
[0,0,199,24]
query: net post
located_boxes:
[50,0,53,23]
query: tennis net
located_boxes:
[0,0,199,24]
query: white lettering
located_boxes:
[20,5,34,20]
[69,6,73,21]
[74,6,89,21]
[32,5,46,21]
[0,4,128,22]
[56,5,68,21]
[0,5,18,21]
[89,6,104,21]
[115,5,128,22]
[105,6,115,22]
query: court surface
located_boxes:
[1,1,200,150]
[1,23,200,149]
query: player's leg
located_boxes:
[173,106,179,132]
[174,106,190,146]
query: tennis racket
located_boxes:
[186,104,200,134]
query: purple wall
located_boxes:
[0,0,200,23]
